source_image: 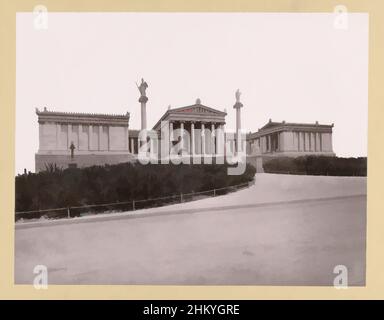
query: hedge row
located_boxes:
[15,162,256,212]
[263,156,367,176]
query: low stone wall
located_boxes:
[35,153,136,172]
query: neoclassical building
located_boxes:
[35,108,135,171]
[246,119,335,158]
[152,99,227,156]
[35,81,335,172]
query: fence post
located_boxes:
[132,200,135,211]
[67,207,70,219]
[213,189,216,197]
[180,193,183,203]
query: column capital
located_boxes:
[233,102,243,109]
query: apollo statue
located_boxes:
[235,89,241,103]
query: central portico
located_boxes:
[152,99,227,156]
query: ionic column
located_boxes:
[191,121,195,155]
[310,132,313,151]
[169,121,174,141]
[107,126,110,151]
[268,135,271,152]
[98,125,102,150]
[316,132,320,151]
[216,123,224,156]
[131,138,135,154]
[78,124,82,151]
[201,122,206,155]
[88,125,92,150]
[67,124,72,149]
[56,123,60,150]
[301,132,304,151]
[311,132,314,151]
[211,123,216,155]
[126,127,130,152]
[180,121,185,154]
[222,124,226,156]
[169,121,174,155]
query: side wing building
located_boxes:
[246,119,335,158]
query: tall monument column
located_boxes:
[233,89,243,154]
[137,78,149,130]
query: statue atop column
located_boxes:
[234,88,243,109]
[136,78,148,103]
[137,78,149,129]
[235,89,241,103]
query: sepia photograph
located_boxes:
[14,11,368,286]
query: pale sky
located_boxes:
[16,12,368,174]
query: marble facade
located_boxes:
[35,108,135,172]
[246,120,335,158]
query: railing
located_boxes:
[15,180,255,222]
[263,170,308,175]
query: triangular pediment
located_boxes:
[152,103,227,130]
[260,121,282,130]
[171,104,226,116]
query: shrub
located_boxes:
[15,162,256,213]
[263,156,367,176]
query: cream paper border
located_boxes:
[0,0,381,299]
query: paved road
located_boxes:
[15,194,366,285]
